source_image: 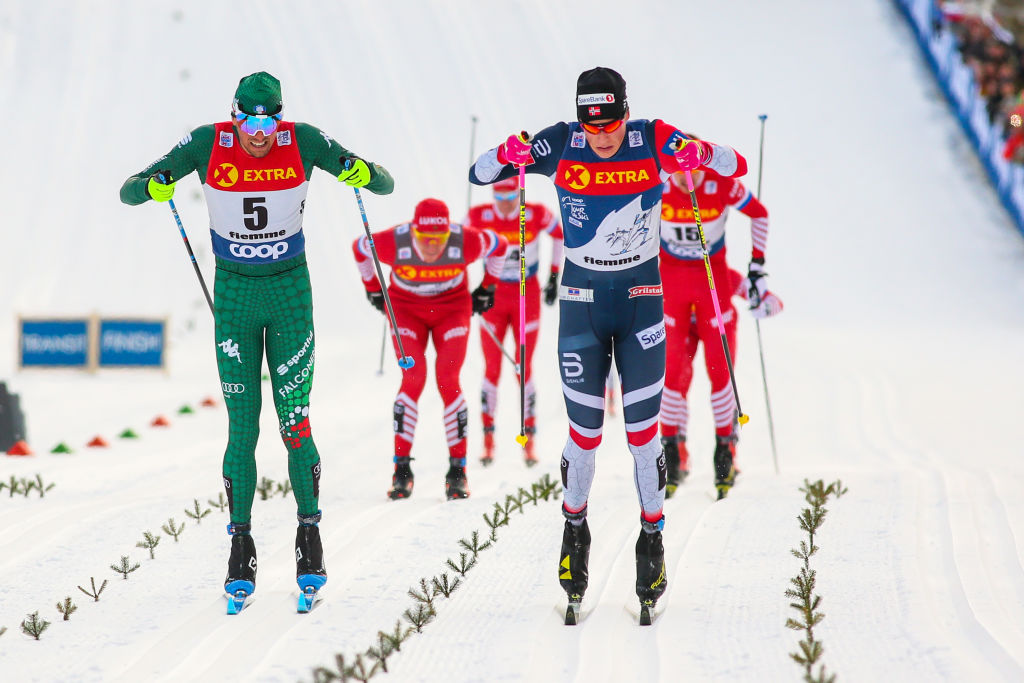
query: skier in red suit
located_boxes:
[462,177,564,466]
[658,167,783,496]
[352,198,508,500]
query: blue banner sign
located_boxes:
[98,319,166,368]
[19,319,91,367]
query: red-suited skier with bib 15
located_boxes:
[352,198,508,501]
[658,164,783,498]
[462,179,564,467]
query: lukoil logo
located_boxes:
[230,242,289,260]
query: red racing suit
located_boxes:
[353,223,507,459]
[658,169,767,439]
[462,201,563,435]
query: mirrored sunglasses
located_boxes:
[580,118,624,135]
[235,112,282,136]
[411,227,450,245]
[493,190,518,201]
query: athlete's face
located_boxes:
[413,228,450,262]
[493,188,518,215]
[234,114,276,158]
[671,169,704,190]
[583,114,628,159]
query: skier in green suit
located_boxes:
[120,71,394,608]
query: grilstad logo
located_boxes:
[213,162,239,188]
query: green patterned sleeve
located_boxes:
[293,122,394,195]
[119,125,216,206]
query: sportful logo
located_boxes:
[628,285,663,298]
[229,242,289,260]
[276,330,314,375]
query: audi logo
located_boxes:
[221,382,246,394]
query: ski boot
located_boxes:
[445,457,470,500]
[480,426,495,466]
[224,522,256,614]
[713,433,738,500]
[295,512,327,612]
[662,435,688,498]
[388,456,414,500]
[522,426,538,467]
[559,508,591,625]
[635,518,667,625]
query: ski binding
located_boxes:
[297,574,327,613]
[225,580,254,615]
[565,599,582,625]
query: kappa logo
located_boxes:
[218,338,243,364]
[628,285,663,298]
[213,162,239,188]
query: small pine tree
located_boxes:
[208,493,228,512]
[431,572,461,598]
[184,499,211,524]
[32,474,56,498]
[78,577,108,601]
[136,531,161,559]
[56,597,77,621]
[111,555,141,579]
[256,477,275,500]
[407,578,434,609]
[20,612,50,640]
[402,603,435,633]
[445,552,476,577]
[161,518,185,542]
[458,530,492,559]
[276,480,293,498]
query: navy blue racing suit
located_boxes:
[470,119,746,526]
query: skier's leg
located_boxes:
[392,314,429,459]
[433,303,472,498]
[214,267,267,527]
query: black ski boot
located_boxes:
[635,520,667,625]
[713,433,738,500]
[663,436,681,498]
[295,512,326,612]
[445,457,470,500]
[224,522,256,594]
[388,456,414,500]
[559,507,591,625]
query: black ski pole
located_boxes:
[753,114,779,474]
[160,173,214,316]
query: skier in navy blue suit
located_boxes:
[469,66,748,617]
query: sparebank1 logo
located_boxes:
[218,338,242,364]
[213,162,239,188]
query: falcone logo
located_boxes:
[213,162,239,188]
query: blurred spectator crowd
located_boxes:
[942,1,1024,161]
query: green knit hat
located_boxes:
[233,71,283,116]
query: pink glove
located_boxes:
[673,139,710,172]
[497,132,534,167]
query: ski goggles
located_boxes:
[493,190,518,201]
[411,226,450,247]
[235,111,283,136]
[580,118,624,135]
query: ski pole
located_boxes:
[479,318,521,375]
[467,115,478,214]
[514,132,530,448]
[347,163,415,370]
[376,319,386,376]
[753,114,779,473]
[677,150,748,426]
[159,173,214,316]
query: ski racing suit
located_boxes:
[470,120,747,527]
[658,170,767,440]
[120,121,394,526]
[352,223,508,461]
[462,201,563,436]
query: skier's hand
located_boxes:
[741,260,768,307]
[750,291,783,319]
[496,132,534,167]
[146,170,176,202]
[338,156,371,188]
[672,139,710,172]
[366,289,385,313]
[471,283,496,315]
[543,271,559,306]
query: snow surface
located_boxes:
[2,1,1024,681]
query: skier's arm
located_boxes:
[540,206,564,275]
[295,123,394,195]
[352,228,397,292]
[468,123,567,186]
[119,125,215,205]
[652,120,747,178]
[463,226,509,288]
[726,179,768,262]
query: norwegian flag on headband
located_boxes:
[588,106,601,116]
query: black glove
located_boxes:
[366,290,385,313]
[743,258,767,307]
[471,283,496,315]
[543,271,559,306]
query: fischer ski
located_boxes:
[225,580,254,615]
[297,574,326,613]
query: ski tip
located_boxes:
[639,604,653,626]
[515,433,529,447]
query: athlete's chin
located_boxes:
[592,147,616,159]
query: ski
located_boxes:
[225,580,254,615]
[639,602,654,626]
[297,574,327,613]
[564,600,582,625]
[625,599,663,625]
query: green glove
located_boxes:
[147,170,176,202]
[338,157,371,188]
